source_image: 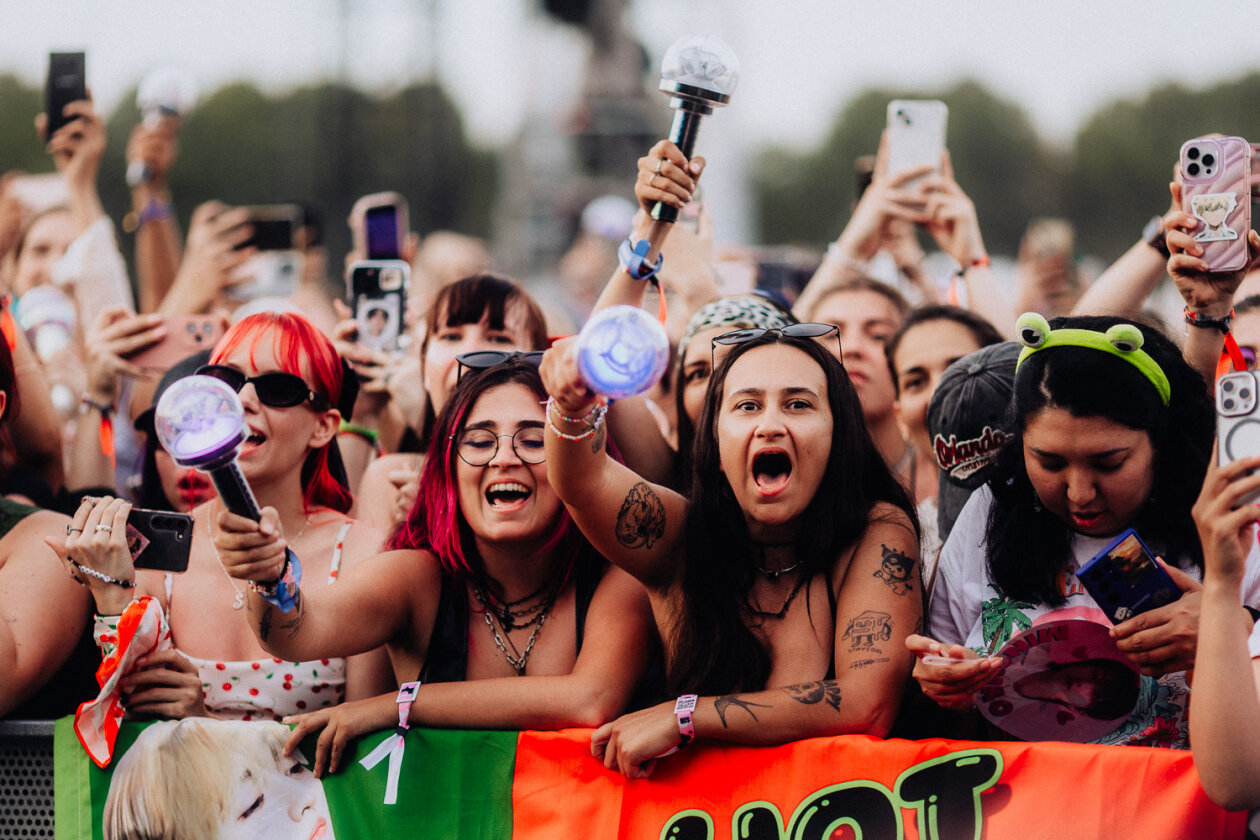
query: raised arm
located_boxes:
[281,565,655,777]
[126,118,184,313]
[593,511,922,778]
[1189,447,1260,810]
[540,337,688,591]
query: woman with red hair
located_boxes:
[212,357,653,776]
[55,311,392,721]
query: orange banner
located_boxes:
[513,731,1245,840]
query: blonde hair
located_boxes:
[103,719,291,840]
[1191,193,1237,215]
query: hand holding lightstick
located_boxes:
[126,67,197,187]
[153,375,301,611]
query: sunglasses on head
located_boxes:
[455,351,544,382]
[196,365,330,411]
[710,323,842,363]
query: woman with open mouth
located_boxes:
[53,311,393,722]
[541,315,921,777]
[212,357,653,777]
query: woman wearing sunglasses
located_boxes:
[541,318,920,777]
[348,274,551,535]
[52,311,392,721]
[210,358,653,776]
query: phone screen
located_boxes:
[364,205,401,260]
[46,52,86,138]
[244,218,294,251]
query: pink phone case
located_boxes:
[1180,136,1251,273]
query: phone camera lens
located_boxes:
[1242,389,1252,400]
[1224,380,1235,392]
[1188,147,1200,160]
[1203,153,1216,167]
[1225,398,1237,411]
[1187,162,1201,177]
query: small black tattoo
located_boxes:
[714,694,772,728]
[615,481,665,550]
[784,681,842,712]
[874,544,916,595]
[844,610,892,650]
[590,422,607,455]
[258,607,273,643]
[849,658,891,670]
[279,590,306,640]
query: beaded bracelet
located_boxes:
[1185,307,1235,334]
[546,399,608,442]
[546,396,603,426]
[68,557,136,589]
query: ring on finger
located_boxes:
[95,524,113,534]
[67,525,83,535]
[650,174,659,189]
[654,158,663,174]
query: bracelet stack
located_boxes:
[68,557,136,589]
[545,396,608,442]
[1184,308,1235,334]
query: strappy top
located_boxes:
[166,520,353,721]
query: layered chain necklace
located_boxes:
[471,573,563,675]
[746,541,807,619]
[205,501,310,610]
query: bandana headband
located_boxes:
[1014,312,1171,406]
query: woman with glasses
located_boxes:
[347,274,551,535]
[541,316,920,777]
[211,358,652,777]
[53,311,393,721]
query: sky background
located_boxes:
[5,0,1260,154]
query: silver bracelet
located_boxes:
[68,557,136,588]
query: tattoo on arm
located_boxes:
[614,481,665,550]
[783,680,842,712]
[279,589,306,640]
[849,658,891,670]
[873,544,916,595]
[258,605,273,644]
[714,694,772,728]
[590,422,607,455]
[843,610,892,651]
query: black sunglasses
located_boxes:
[455,351,544,382]
[196,365,330,411]
[710,323,842,364]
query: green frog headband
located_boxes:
[1014,312,1171,406]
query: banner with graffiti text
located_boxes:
[55,717,1244,839]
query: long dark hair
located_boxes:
[986,315,1212,605]
[669,332,917,695]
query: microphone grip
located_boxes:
[207,460,263,521]
[651,109,705,225]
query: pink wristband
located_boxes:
[674,694,697,748]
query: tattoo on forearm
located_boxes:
[258,606,273,644]
[590,422,607,455]
[783,680,842,712]
[279,590,306,640]
[714,694,771,728]
[874,544,916,595]
[849,658,891,670]
[843,610,892,651]
[615,481,665,550]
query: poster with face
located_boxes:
[975,618,1139,742]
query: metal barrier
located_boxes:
[0,721,55,839]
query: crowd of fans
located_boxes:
[6,87,1260,816]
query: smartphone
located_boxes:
[347,259,409,354]
[126,508,194,573]
[45,52,86,138]
[1179,136,1251,273]
[125,316,225,374]
[885,100,948,187]
[1076,529,1181,624]
[351,192,409,261]
[1216,370,1260,506]
[235,204,300,252]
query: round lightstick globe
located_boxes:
[576,305,670,400]
[660,34,740,98]
[154,375,247,468]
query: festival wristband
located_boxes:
[360,681,421,805]
[618,237,664,281]
[247,549,303,612]
[655,694,699,758]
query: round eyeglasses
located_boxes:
[451,426,547,466]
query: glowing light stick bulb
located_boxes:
[651,34,739,225]
[126,67,198,187]
[154,375,302,610]
[576,305,670,399]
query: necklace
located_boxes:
[471,578,558,630]
[205,502,310,611]
[745,571,809,620]
[751,540,799,581]
[471,582,558,675]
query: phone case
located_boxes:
[1180,136,1251,273]
[886,100,948,184]
[347,260,409,354]
[46,53,85,138]
[1216,370,1260,506]
[126,317,225,373]
[126,508,194,573]
[1075,529,1180,624]
[351,192,409,259]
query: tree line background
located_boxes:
[4,70,1260,277]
